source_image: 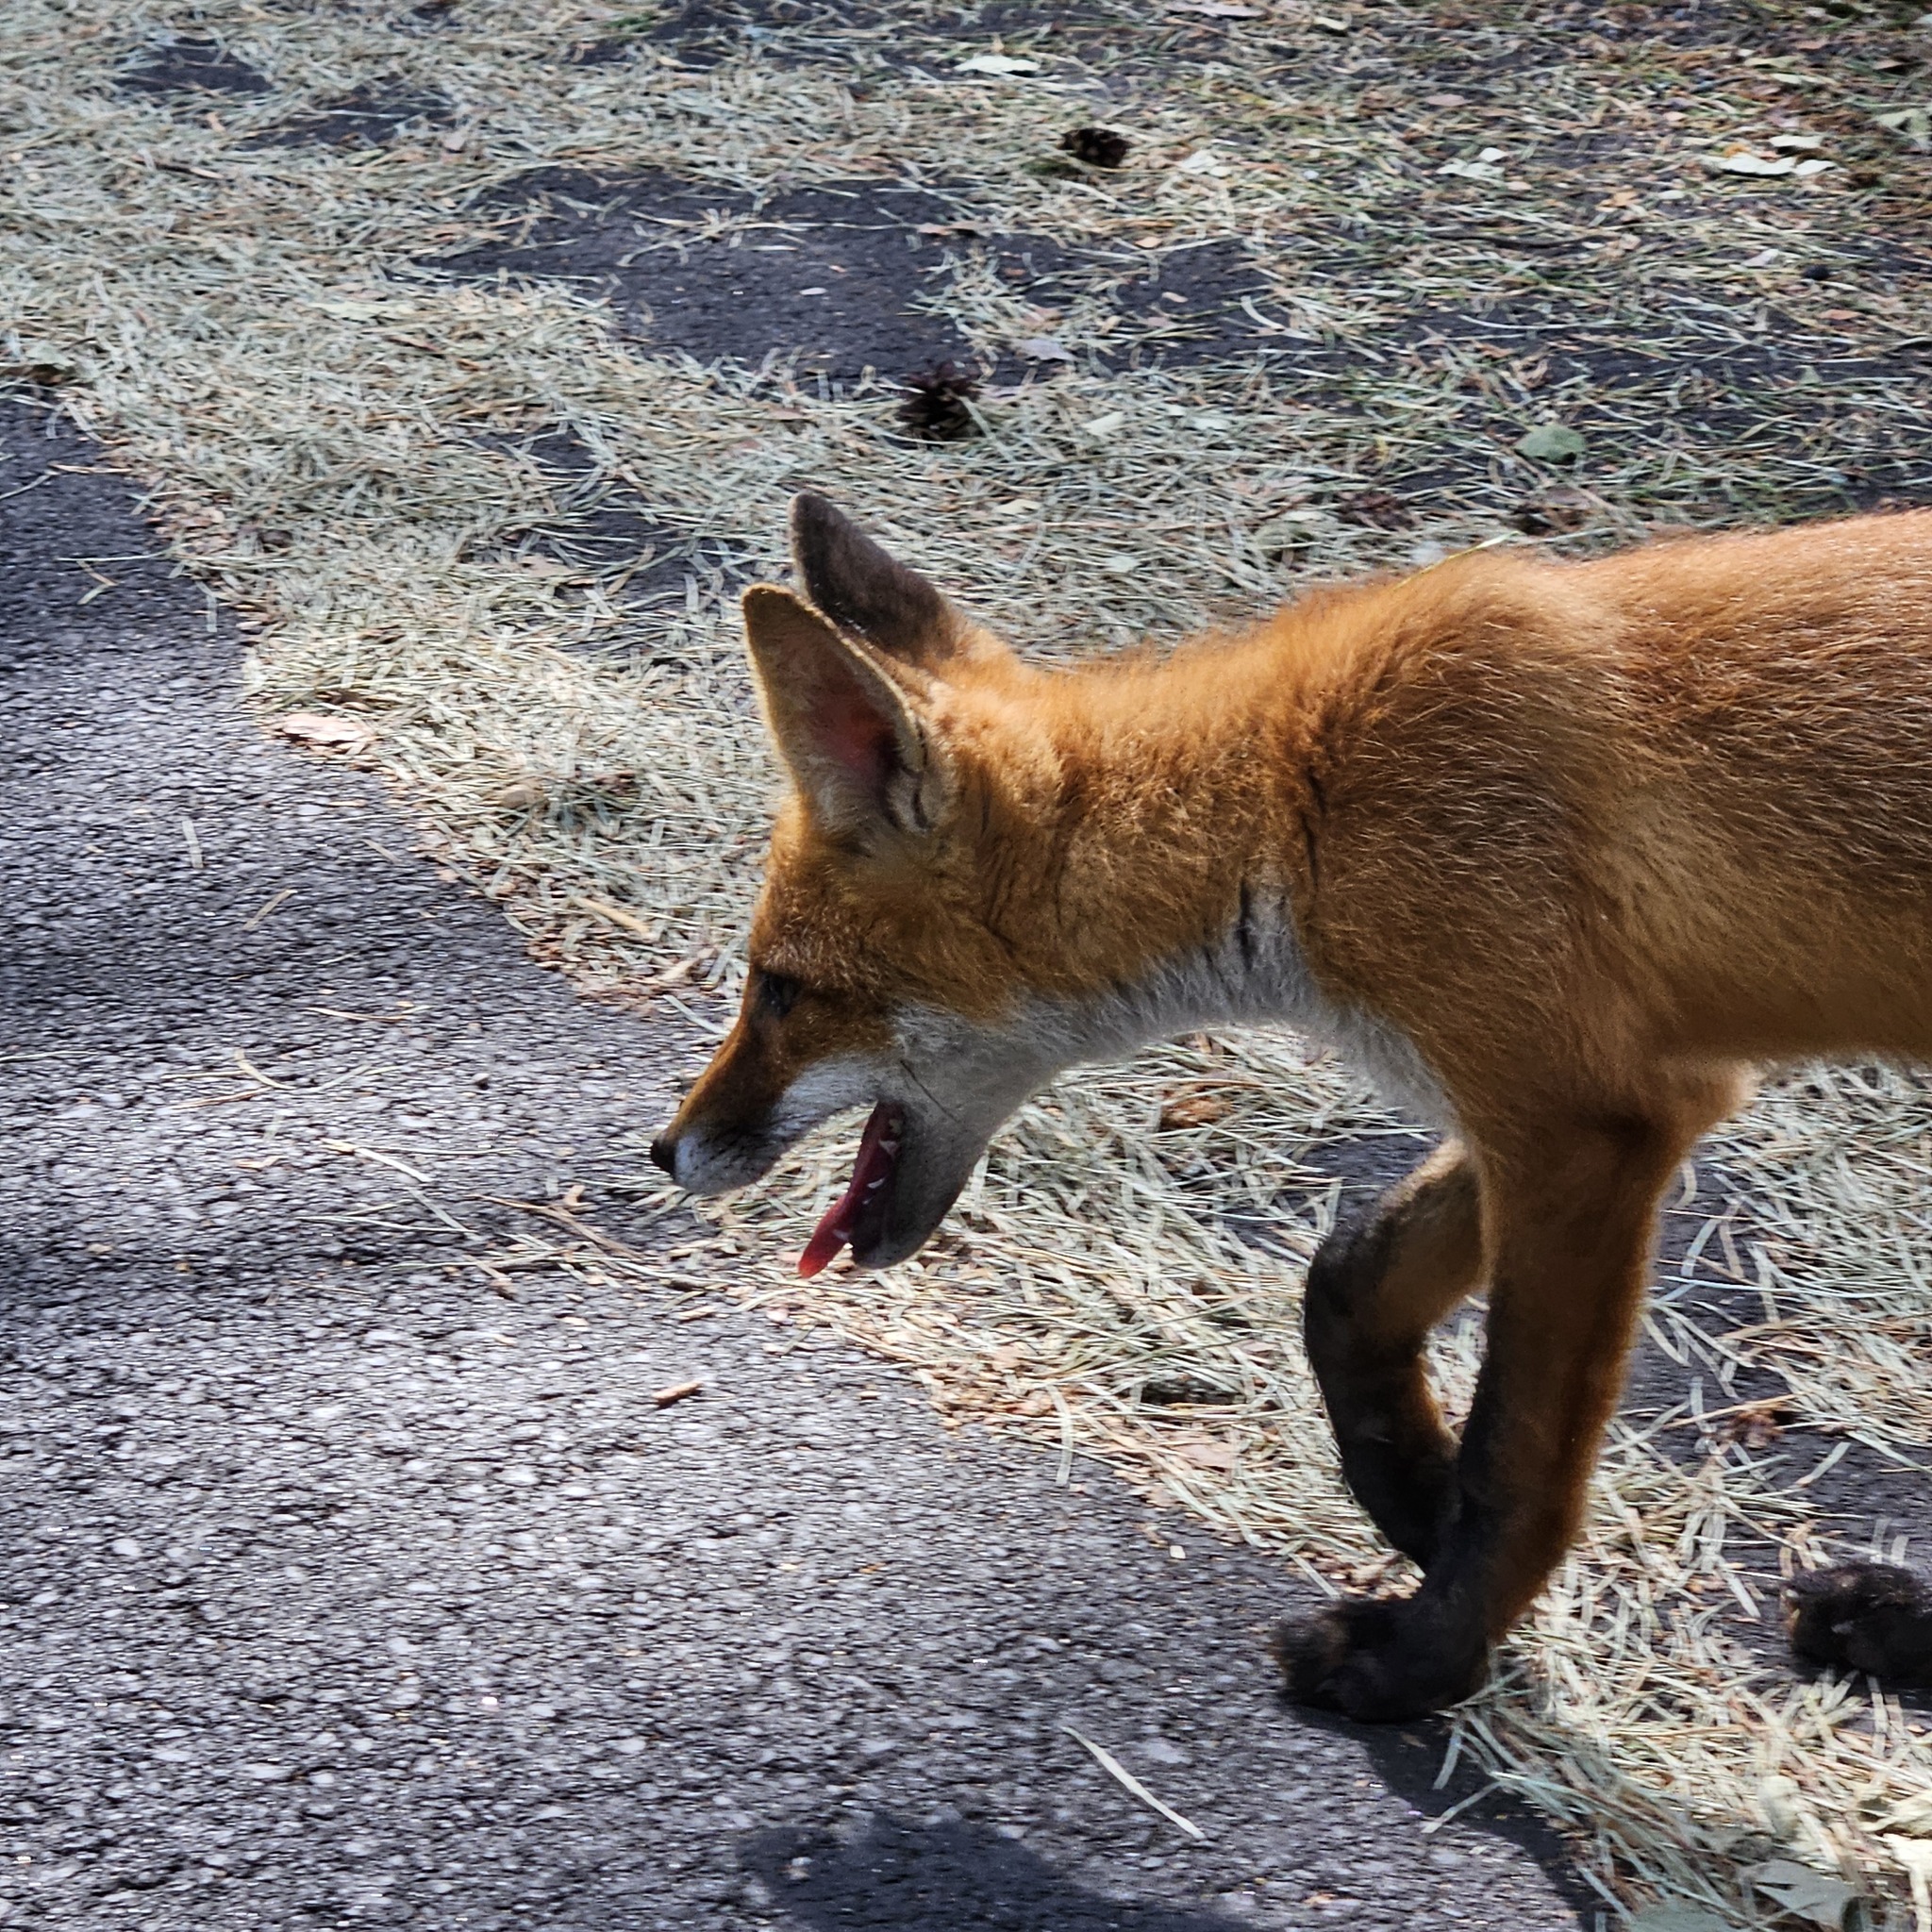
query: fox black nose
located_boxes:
[648,1134,678,1177]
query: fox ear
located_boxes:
[741,585,952,840]
[790,491,1003,673]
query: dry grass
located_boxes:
[8,0,1932,1922]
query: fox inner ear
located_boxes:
[790,491,992,672]
[741,585,951,840]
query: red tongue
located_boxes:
[799,1103,900,1277]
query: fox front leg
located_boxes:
[1301,1141,1485,1571]
[1279,1116,1686,1722]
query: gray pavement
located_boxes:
[0,399,1590,1928]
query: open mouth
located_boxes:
[798,1101,904,1277]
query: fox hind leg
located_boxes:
[1302,1141,1485,1572]
[1283,1074,1753,1722]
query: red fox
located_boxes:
[651,491,1932,1720]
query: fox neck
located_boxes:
[959,633,1441,1119]
[991,636,1321,1025]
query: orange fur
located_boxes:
[656,499,1932,1718]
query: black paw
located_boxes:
[1272,1592,1489,1722]
[1787,1561,1932,1686]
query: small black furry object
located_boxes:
[1060,125,1131,169]
[899,362,980,442]
[1786,1560,1932,1685]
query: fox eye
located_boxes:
[751,969,802,1020]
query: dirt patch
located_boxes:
[1374,300,1932,512]
[625,0,891,71]
[261,84,453,151]
[442,171,1291,385]
[442,171,979,385]
[116,33,271,99]
[444,163,1931,518]
[1107,240,1280,368]
[476,425,758,619]
[616,0,1127,73]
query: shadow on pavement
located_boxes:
[743,1813,1248,1930]
[1292,1705,1606,1924]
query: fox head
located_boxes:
[648,491,1092,1275]
[649,494,1391,1270]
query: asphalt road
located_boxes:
[0,402,1599,1928]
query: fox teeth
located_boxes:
[865,1176,888,1192]
[880,1138,900,1156]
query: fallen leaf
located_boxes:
[2,341,79,386]
[957,52,1040,75]
[1342,1553,1404,1590]
[1874,106,1930,150]
[1013,335,1074,361]
[1439,157,1506,184]
[1175,147,1230,176]
[1252,509,1325,551]
[1173,1439,1238,1472]
[491,777,546,809]
[652,1377,705,1409]
[1770,132,1824,151]
[1705,150,1797,176]
[1715,1396,1790,1448]
[275,711,374,751]
[1511,488,1592,535]
[1742,1859,1866,1932]
[1168,1,1260,14]
[1885,1840,1932,1924]
[1080,410,1127,440]
[641,953,699,987]
[1158,1090,1233,1130]
[581,897,658,942]
[1517,424,1587,464]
